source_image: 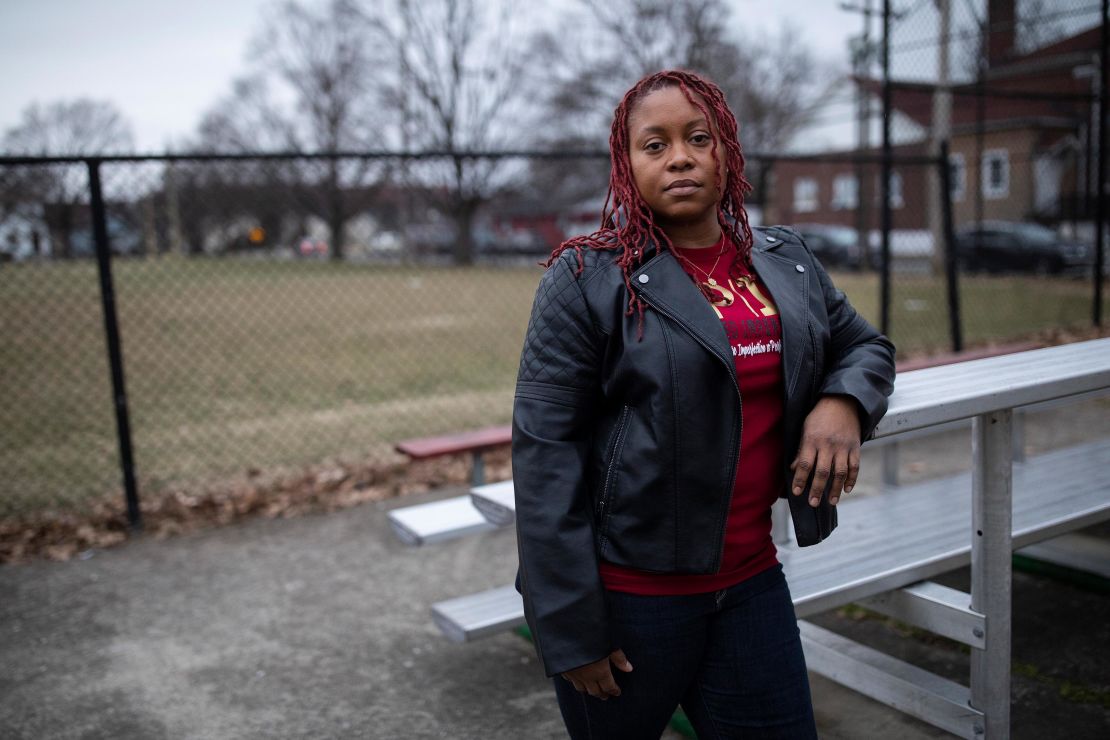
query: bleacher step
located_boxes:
[388,496,500,546]
[1017,533,1110,580]
[432,584,521,643]
[799,620,983,738]
[432,439,1110,641]
[470,479,515,526]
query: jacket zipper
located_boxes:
[598,405,632,539]
[636,293,741,572]
[807,321,819,396]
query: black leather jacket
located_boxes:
[512,225,896,677]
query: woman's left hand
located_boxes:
[790,395,862,507]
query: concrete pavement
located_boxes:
[3,399,1109,739]
[0,484,963,739]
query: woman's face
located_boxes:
[627,85,726,238]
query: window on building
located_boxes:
[794,177,818,213]
[949,152,966,202]
[874,172,904,209]
[982,148,1009,200]
[831,174,858,210]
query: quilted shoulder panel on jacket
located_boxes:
[516,252,602,390]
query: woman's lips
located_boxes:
[665,180,700,196]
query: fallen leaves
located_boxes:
[0,447,512,565]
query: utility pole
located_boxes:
[929,0,952,276]
[842,0,895,326]
[849,0,875,270]
[880,0,893,336]
[843,1,882,270]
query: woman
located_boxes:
[512,70,895,739]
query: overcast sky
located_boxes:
[0,1,870,152]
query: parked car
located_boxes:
[791,223,863,270]
[954,221,1091,276]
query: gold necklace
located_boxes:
[683,241,731,286]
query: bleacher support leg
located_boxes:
[471,451,485,487]
[881,441,900,488]
[1012,408,1025,464]
[970,411,1013,738]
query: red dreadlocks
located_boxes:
[543,69,756,340]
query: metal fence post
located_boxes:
[87,158,142,530]
[1094,0,1107,327]
[939,141,962,353]
[970,410,1013,738]
[880,0,893,336]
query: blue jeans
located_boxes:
[553,564,817,739]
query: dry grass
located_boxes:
[0,255,1104,519]
[1,256,536,516]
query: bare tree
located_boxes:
[193,0,389,260]
[525,0,830,207]
[1,99,135,258]
[1015,0,1068,55]
[374,0,529,266]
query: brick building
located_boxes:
[767,2,1102,233]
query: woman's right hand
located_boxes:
[560,649,634,700]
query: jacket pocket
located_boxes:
[596,405,632,539]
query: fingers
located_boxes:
[808,448,833,507]
[561,658,625,700]
[595,670,622,699]
[610,649,634,673]
[790,441,816,499]
[792,438,861,507]
[842,446,861,498]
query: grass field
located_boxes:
[1,254,1104,516]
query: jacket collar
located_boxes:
[629,227,809,396]
[630,247,734,368]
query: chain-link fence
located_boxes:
[0,152,618,519]
[1,2,1106,522]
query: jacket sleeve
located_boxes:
[512,252,610,677]
[793,228,896,440]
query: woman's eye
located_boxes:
[645,141,665,152]
[691,134,711,145]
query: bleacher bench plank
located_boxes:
[433,439,1110,641]
[870,340,1110,439]
[395,425,512,458]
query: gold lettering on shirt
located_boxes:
[728,275,778,317]
[703,281,734,320]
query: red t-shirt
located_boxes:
[598,233,784,595]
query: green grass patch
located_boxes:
[1013,660,1110,709]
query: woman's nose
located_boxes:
[667,143,695,169]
